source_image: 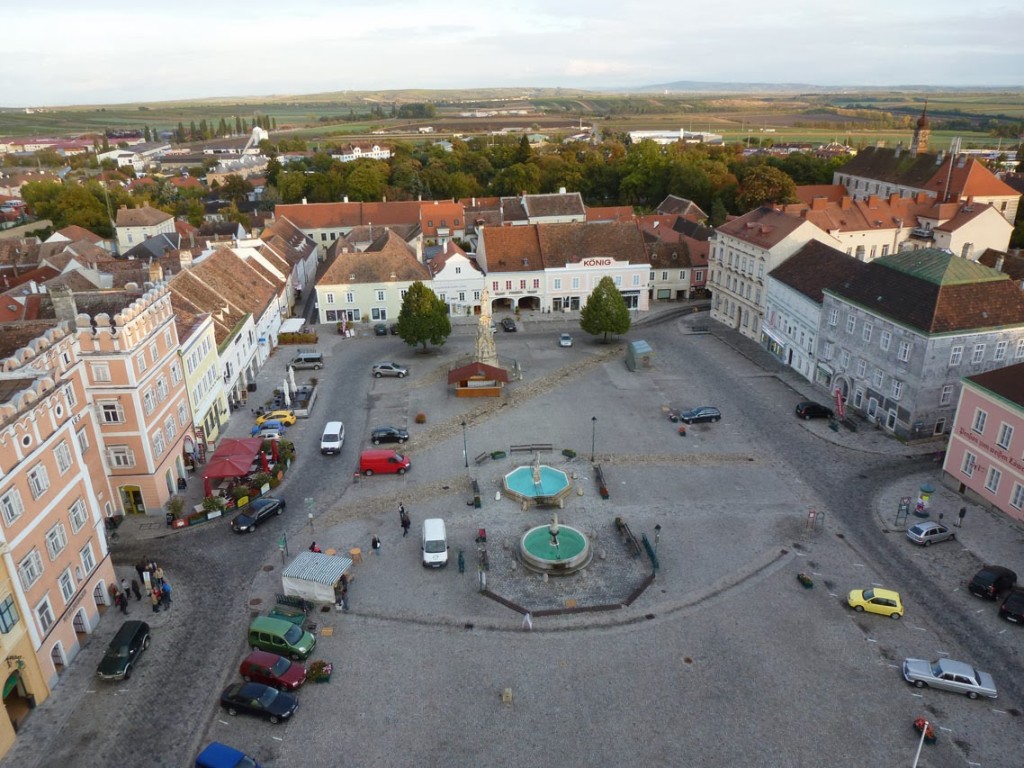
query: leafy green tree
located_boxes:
[580,276,631,342]
[220,175,253,204]
[489,162,541,195]
[736,165,797,211]
[515,134,532,164]
[345,160,390,201]
[396,281,451,350]
[235,115,243,134]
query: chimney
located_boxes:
[811,197,827,211]
[840,197,852,210]
[889,193,900,206]
[51,286,79,325]
[179,249,193,269]
[866,195,879,209]
[148,259,164,283]
[995,255,1005,272]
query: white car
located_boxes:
[559,333,573,347]
[902,658,997,699]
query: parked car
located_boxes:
[371,426,409,445]
[501,317,517,332]
[96,620,150,681]
[679,406,721,424]
[230,497,286,533]
[847,587,903,619]
[373,323,388,336]
[901,657,997,699]
[559,333,573,347]
[389,323,399,335]
[372,362,408,378]
[239,650,307,691]
[288,351,323,370]
[906,520,956,546]
[195,742,263,768]
[256,410,296,426]
[968,566,1017,599]
[998,587,1024,624]
[359,449,411,476]
[220,682,298,724]
[251,420,286,437]
[795,401,834,420]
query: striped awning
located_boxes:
[282,551,352,586]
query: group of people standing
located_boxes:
[125,558,172,614]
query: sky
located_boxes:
[3,0,1022,106]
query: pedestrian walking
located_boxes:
[131,579,142,601]
[116,591,128,614]
[371,535,381,556]
[135,559,148,586]
[398,503,406,522]
[309,542,322,553]
[150,588,161,613]
[401,513,410,537]
[160,581,172,610]
[152,566,164,588]
[340,587,349,611]
[120,577,131,598]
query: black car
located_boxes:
[679,406,721,424]
[96,620,150,681]
[795,401,834,420]
[220,682,298,724]
[373,323,388,336]
[389,323,399,335]
[968,565,1017,599]
[998,587,1024,624]
[500,317,517,332]
[230,497,286,533]
[371,426,409,445]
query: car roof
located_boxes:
[244,649,284,666]
[933,658,978,677]
[979,565,1016,576]
[867,588,901,599]
[373,425,404,432]
[912,521,944,531]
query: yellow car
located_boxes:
[847,587,903,619]
[256,410,297,426]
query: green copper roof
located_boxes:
[876,249,1006,286]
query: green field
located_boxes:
[1,88,1020,152]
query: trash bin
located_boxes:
[166,512,175,526]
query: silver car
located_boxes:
[372,362,408,378]
[906,520,955,546]
[902,658,997,699]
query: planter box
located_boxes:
[172,518,188,529]
[206,509,223,520]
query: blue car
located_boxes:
[195,741,262,768]
[251,420,286,436]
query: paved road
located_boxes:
[5,310,1020,768]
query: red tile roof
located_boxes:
[716,206,809,248]
[966,362,1024,408]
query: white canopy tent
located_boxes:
[281,551,352,603]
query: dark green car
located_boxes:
[96,620,150,680]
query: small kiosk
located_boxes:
[625,340,654,371]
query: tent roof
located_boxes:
[447,361,510,384]
[202,454,253,481]
[628,340,653,354]
[282,551,352,586]
[214,437,264,458]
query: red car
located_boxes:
[239,650,307,691]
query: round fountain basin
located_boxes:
[503,465,572,505]
[519,525,591,575]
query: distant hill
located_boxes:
[628,81,1024,94]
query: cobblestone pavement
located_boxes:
[6,303,1020,768]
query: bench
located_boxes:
[594,464,610,499]
[474,452,490,465]
[614,517,642,558]
[509,443,554,454]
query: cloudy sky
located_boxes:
[4,0,1022,106]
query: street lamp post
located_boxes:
[461,421,469,468]
[591,416,597,463]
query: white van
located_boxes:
[319,421,345,455]
[421,518,448,568]
[290,351,324,370]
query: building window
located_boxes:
[371,308,386,321]
[108,446,135,468]
[878,330,891,350]
[985,467,1002,493]
[143,389,155,415]
[939,384,954,405]
[1011,483,1024,511]
[862,323,872,343]
[838,350,850,369]
[91,363,111,383]
[994,341,1007,361]
[890,380,903,400]
[0,595,19,633]
[872,368,884,388]
[971,344,985,364]
[136,353,147,373]
[80,543,96,574]
[69,498,88,533]
[149,343,158,363]
[1016,339,1024,359]
[376,290,385,302]
[153,431,165,456]
[961,451,976,477]
[325,292,335,305]
[178,402,188,427]
[822,342,834,360]
[76,427,90,454]
[972,409,987,434]
[846,315,856,334]
[345,292,354,303]
[36,598,55,633]
[170,362,182,385]
[100,401,124,423]
[59,568,75,602]
[164,417,176,442]
[897,340,911,361]
[65,384,77,409]
[1,489,25,526]
[28,464,50,499]
[855,360,867,378]
[45,523,68,560]
[827,309,838,327]
[996,423,1013,450]
[949,346,963,366]
[18,550,43,590]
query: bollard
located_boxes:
[458,550,465,574]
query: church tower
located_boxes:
[910,102,930,155]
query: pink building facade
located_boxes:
[942,362,1024,523]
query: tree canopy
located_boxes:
[580,276,631,342]
[396,281,452,351]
